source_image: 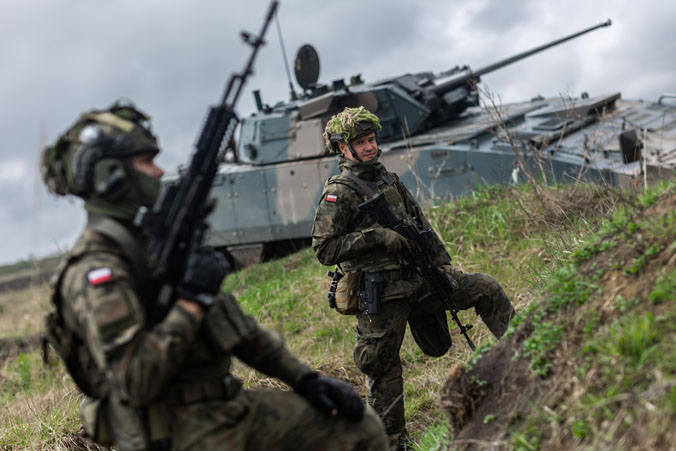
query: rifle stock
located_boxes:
[358,192,476,351]
[135,1,279,326]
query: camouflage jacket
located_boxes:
[311,157,450,301]
[48,220,313,449]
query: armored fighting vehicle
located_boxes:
[204,19,676,265]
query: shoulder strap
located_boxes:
[339,169,379,199]
[87,214,150,287]
[389,172,419,219]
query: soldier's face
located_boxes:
[132,153,165,179]
[339,133,378,162]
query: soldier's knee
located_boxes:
[462,273,505,309]
[474,272,501,294]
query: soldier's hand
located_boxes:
[296,374,365,422]
[375,228,410,253]
[440,264,463,290]
[441,264,464,282]
[179,247,229,309]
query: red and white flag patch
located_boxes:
[87,267,113,286]
[326,194,338,203]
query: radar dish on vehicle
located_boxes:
[294,44,320,90]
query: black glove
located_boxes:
[179,247,229,309]
[440,264,461,291]
[296,374,365,422]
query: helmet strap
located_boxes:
[344,135,380,164]
[345,142,363,162]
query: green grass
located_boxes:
[411,421,451,451]
[1,352,83,449]
[650,267,676,304]
[223,181,634,441]
[498,178,676,448]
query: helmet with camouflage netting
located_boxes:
[323,106,382,154]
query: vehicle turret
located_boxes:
[235,20,611,165]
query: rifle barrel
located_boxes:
[221,1,279,107]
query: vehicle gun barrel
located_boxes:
[431,19,612,96]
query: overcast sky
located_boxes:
[1,0,674,265]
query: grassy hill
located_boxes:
[441,179,676,449]
[0,177,673,450]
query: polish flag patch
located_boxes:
[326,194,338,203]
[87,267,113,286]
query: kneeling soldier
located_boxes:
[42,101,388,451]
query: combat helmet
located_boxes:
[41,99,163,220]
[323,106,382,162]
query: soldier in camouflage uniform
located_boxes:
[41,100,388,451]
[311,106,515,449]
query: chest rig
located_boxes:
[334,167,418,273]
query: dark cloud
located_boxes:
[0,0,673,264]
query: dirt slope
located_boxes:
[441,189,676,450]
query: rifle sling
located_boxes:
[340,170,379,199]
[87,213,151,290]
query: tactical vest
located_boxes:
[44,216,157,450]
[45,228,129,399]
[45,215,152,397]
[329,167,419,273]
[45,215,242,450]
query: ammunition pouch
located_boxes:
[79,377,242,451]
[80,392,155,451]
[44,312,111,399]
[80,397,113,447]
[331,270,362,315]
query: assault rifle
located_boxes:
[135,1,278,326]
[358,192,476,351]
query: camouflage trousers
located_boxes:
[170,389,388,451]
[353,272,515,440]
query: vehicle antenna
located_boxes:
[273,2,298,100]
[31,119,47,274]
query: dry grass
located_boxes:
[0,284,51,339]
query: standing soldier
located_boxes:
[41,100,388,451]
[311,106,515,450]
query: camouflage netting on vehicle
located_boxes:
[323,106,382,151]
